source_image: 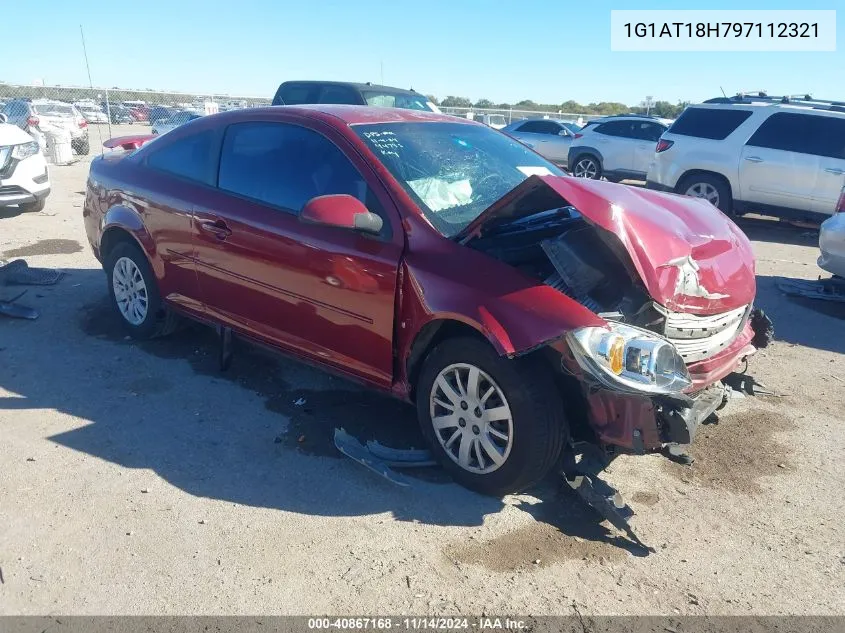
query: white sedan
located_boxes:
[818,189,845,278]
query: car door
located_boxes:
[591,120,636,172]
[190,118,403,388]
[539,121,573,163]
[134,127,219,313]
[508,120,549,152]
[630,121,666,176]
[739,112,817,213]
[806,115,845,215]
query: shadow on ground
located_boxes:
[0,267,641,554]
[737,216,820,247]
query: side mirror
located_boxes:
[0,113,7,124]
[300,194,383,235]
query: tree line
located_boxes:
[428,95,690,119]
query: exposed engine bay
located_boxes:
[467,206,753,365]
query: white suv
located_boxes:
[567,115,672,181]
[0,115,51,212]
[647,95,845,221]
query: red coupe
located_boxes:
[84,106,771,495]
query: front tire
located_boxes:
[105,241,178,339]
[416,337,568,496]
[571,154,602,179]
[677,173,732,214]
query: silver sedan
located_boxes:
[500,118,581,166]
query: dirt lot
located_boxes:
[1,124,844,615]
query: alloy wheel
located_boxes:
[112,256,149,325]
[428,363,513,474]
[685,182,720,206]
[573,158,598,179]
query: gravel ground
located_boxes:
[1,126,843,615]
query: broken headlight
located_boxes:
[566,322,692,394]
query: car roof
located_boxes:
[279,80,422,96]
[225,104,475,126]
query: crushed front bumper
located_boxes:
[558,309,773,454]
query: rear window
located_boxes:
[668,107,753,140]
[274,83,320,106]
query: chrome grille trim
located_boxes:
[663,305,749,363]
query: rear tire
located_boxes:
[73,139,90,156]
[677,173,732,214]
[571,154,602,180]
[105,241,179,339]
[416,337,568,496]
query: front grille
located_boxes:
[663,305,749,364]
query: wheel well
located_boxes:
[675,169,733,197]
[405,320,488,402]
[99,227,137,263]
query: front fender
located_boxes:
[396,246,605,384]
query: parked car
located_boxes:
[152,110,203,135]
[470,113,507,129]
[647,94,845,221]
[102,104,135,124]
[272,81,441,114]
[147,106,177,126]
[567,114,669,181]
[126,104,150,122]
[1,99,90,155]
[818,186,845,277]
[79,104,108,124]
[0,113,51,212]
[83,105,769,495]
[501,118,580,165]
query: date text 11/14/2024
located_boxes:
[307,617,528,630]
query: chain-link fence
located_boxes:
[0,82,270,159]
[438,105,605,126]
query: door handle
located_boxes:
[824,167,844,175]
[744,156,764,163]
[198,219,232,240]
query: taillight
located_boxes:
[78,118,88,128]
[573,133,583,139]
[836,189,845,213]
[656,139,674,153]
[27,116,40,127]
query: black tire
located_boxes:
[73,139,90,156]
[676,173,732,214]
[416,337,568,496]
[571,154,602,180]
[20,198,46,213]
[104,241,179,339]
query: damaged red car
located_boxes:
[83,106,772,495]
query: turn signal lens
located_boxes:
[607,337,625,375]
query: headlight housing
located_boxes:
[566,322,691,394]
[11,141,39,161]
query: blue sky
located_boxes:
[1,0,841,106]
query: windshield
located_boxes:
[35,103,75,117]
[361,91,440,113]
[353,121,565,237]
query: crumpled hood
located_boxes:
[458,175,756,314]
